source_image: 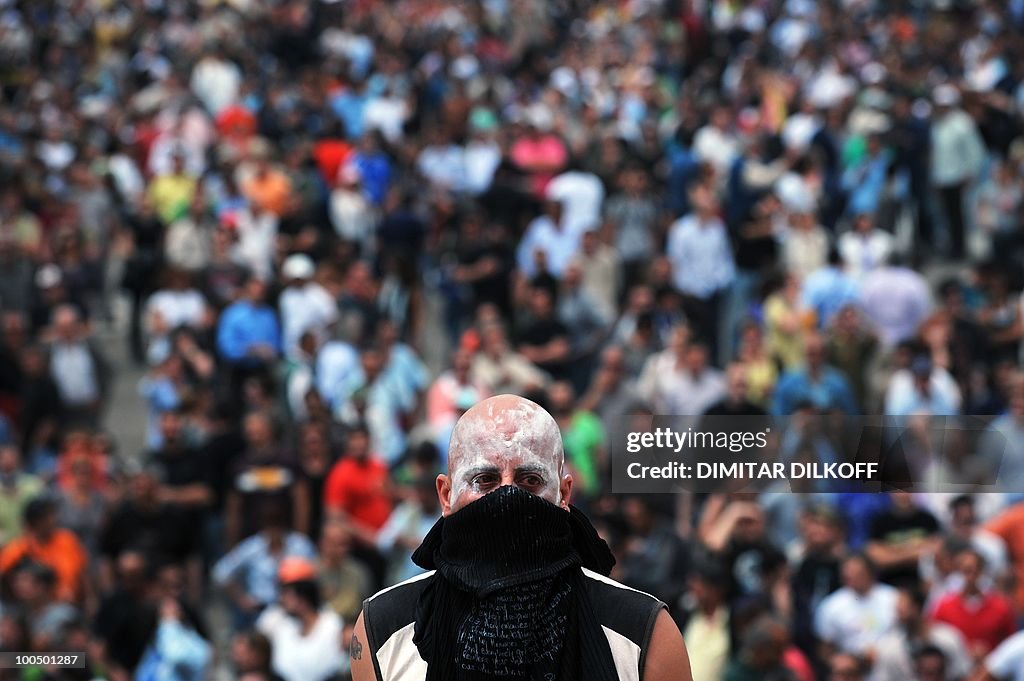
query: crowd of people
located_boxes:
[2,0,1024,679]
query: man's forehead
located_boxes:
[449,397,562,470]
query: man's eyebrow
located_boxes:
[461,465,500,479]
[514,465,547,476]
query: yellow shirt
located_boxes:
[683,606,730,681]
[764,293,810,371]
[148,174,197,224]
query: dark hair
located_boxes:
[912,643,947,667]
[843,551,877,577]
[283,579,320,611]
[23,497,56,528]
[899,584,928,613]
[949,495,974,513]
[236,629,273,671]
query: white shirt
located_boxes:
[51,343,99,405]
[839,230,893,280]
[146,289,207,331]
[884,368,963,416]
[860,266,932,347]
[256,605,345,681]
[463,141,501,195]
[232,209,278,281]
[666,214,735,298]
[931,109,986,188]
[417,144,466,191]
[546,170,605,236]
[279,282,338,359]
[692,125,740,176]
[873,622,971,681]
[189,57,241,116]
[329,188,375,250]
[636,351,726,415]
[316,341,361,410]
[363,96,408,143]
[986,630,1024,681]
[814,584,898,654]
[516,215,581,279]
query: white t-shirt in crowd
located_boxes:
[814,584,898,654]
[986,630,1024,681]
[279,282,338,359]
[546,170,605,236]
[146,289,207,331]
[256,605,345,681]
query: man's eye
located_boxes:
[521,475,542,487]
[473,475,496,486]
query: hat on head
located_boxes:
[282,253,315,280]
[35,264,62,289]
[278,557,318,584]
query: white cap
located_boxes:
[933,84,961,107]
[282,253,315,280]
[35,264,62,289]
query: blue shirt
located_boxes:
[772,367,858,416]
[212,532,317,606]
[802,267,861,327]
[354,152,392,205]
[216,301,281,362]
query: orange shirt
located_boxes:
[986,504,1024,613]
[0,529,88,602]
[323,457,393,532]
[242,170,292,217]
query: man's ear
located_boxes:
[437,474,453,516]
[559,473,573,511]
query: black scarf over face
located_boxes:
[411,485,619,681]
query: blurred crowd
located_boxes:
[2,0,1024,680]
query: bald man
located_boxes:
[351,394,691,681]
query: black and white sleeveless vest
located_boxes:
[361,568,666,681]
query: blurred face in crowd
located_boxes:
[528,287,554,319]
[244,413,274,449]
[361,347,384,381]
[129,471,159,505]
[451,348,472,382]
[804,334,826,372]
[684,344,708,375]
[345,428,370,461]
[52,305,80,343]
[159,411,184,446]
[725,364,747,402]
[853,214,873,234]
[320,521,353,562]
[547,381,574,416]
[300,425,331,476]
[0,445,20,477]
[956,550,984,591]
[895,588,923,627]
[829,653,864,681]
[438,394,570,516]
[802,510,841,553]
[842,555,874,594]
[481,325,508,358]
[950,500,976,538]
[914,651,947,681]
[244,277,267,303]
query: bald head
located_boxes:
[439,395,571,515]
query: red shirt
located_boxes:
[323,456,392,532]
[931,590,1017,654]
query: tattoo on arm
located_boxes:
[350,633,363,660]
